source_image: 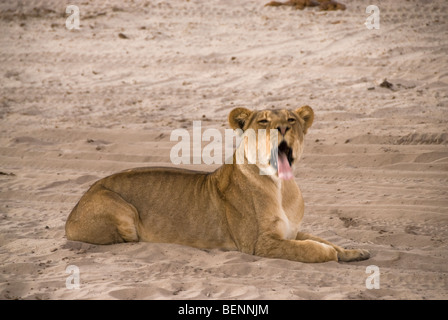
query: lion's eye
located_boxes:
[288,118,296,123]
[258,119,268,124]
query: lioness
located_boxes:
[66,106,370,263]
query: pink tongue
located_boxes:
[278,152,294,180]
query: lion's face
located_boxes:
[229,106,314,179]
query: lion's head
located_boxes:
[228,106,314,180]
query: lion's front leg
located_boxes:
[255,234,338,263]
[296,232,370,262]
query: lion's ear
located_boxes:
[228,108,253,130]
[295,105,314,134]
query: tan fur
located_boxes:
[66,106,369,263]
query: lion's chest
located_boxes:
[276,180,304,240]
[277,207,301,240]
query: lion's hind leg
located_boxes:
[65,186,140,244]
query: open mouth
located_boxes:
[271,141,294,180]
[278,141,293,167]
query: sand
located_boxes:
[0,0,447,300]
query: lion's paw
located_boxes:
[338,248,370,262]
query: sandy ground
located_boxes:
[0,0,447,300]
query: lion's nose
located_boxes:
[277,126,290,136]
